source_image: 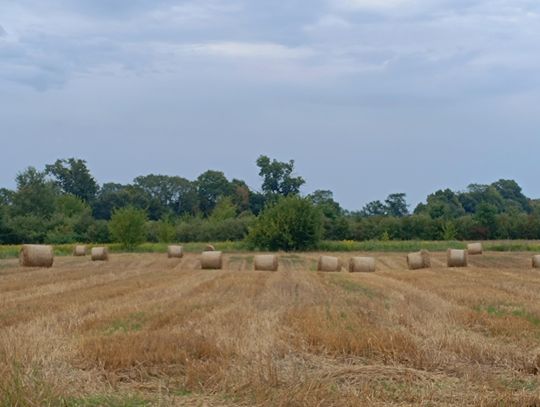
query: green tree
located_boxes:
[134,174,199,218]
[209,196,237,223]
[309,190,349,240]
[45,158,98,202]
[474,202,498,239]
[360,200,387,217]
[11,167,58,218]
[256,155,305,197]
[415,189,465,219]
[492,179,531,213]
[459,184,504,214]
[196,170,231,216]
[156,220,176,243]
[385,193,409,217]
[109,207,147,249]
[92,183,151,220]
[247,196,322,251]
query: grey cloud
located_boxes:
[1,1,540,207]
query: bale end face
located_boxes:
[73,245,87,257]
[318,256,342,272]
[254,254,278,271]
[201,251,223,270]
[349,257,376,273]
[91,247,109,261]
[407,250,431,270]
[467,243,483,255]
[167,245,184,259]
[533,255,540,269]
[19,244,54,268]
[447,249,468,268]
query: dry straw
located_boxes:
[317,256,342,272]
[407,250,431,270]
[19,244,54,268]
[73,245,87,257]
[91,247,109,261]
[349,257,376,273]
[205,244,216,252]
[467,243,483,255]
[447,249,467,267]
[167,245,184,259]
[254,254,279,271]
[533,255,540,269]
[201,251,223,269]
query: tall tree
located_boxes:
[133,174,199,218]
[92,183,151,220]
[360,200,387,217]
[45,158,98,202]
[492,179,531,213]
[11,167,58,218]
[385,193,409,217]
[196,170,231,216]
[256,155,305,197]
[415,189,465,219]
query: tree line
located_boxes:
[0,156,539,247]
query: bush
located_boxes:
[247,196,323,251]
[109,207,147,249]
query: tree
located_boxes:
[109,207,147,249]
[229,179,251,213]
[209,196,237,223]
[385,193,409,217]
[256,155,305,197]
[415,189,465,219]
[92,183,152,220]
[247,196,323,251]
[11,167,57,218]
[196,170,231,216]
[492,179,531,213]
[309,190,349,240]
[133,174,199,217]
[360,200,387,217]
[45,158,98,202]
[474,202,498,239]
[459,184,504,214]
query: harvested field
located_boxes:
[2,251,540,406]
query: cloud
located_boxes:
[186,42,314,59]
[333,0,413,11]
[304,15,352,31]
[0,25,6,36]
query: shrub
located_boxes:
[109,207,147,249]
[247,196,323,251]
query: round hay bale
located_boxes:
[317,256,342,272]
[73,245,87,257]
[532,255,540,269]
[254,254,278,271]
[467,242,483,255]
[167,245,184,259]
[205,244,216,252]
[19,245,54,268]
[407,250,431,270]
[349,257,376,273]
[447,249,467,268]
[201,251,223,269]
[91,247,109,261]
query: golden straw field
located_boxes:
[2,251,540,406]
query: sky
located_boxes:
[1,0,539,210]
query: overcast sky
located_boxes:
[1,0,539,210]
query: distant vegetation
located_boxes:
[1,156,539,250]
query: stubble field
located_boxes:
[2,251,540,406]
